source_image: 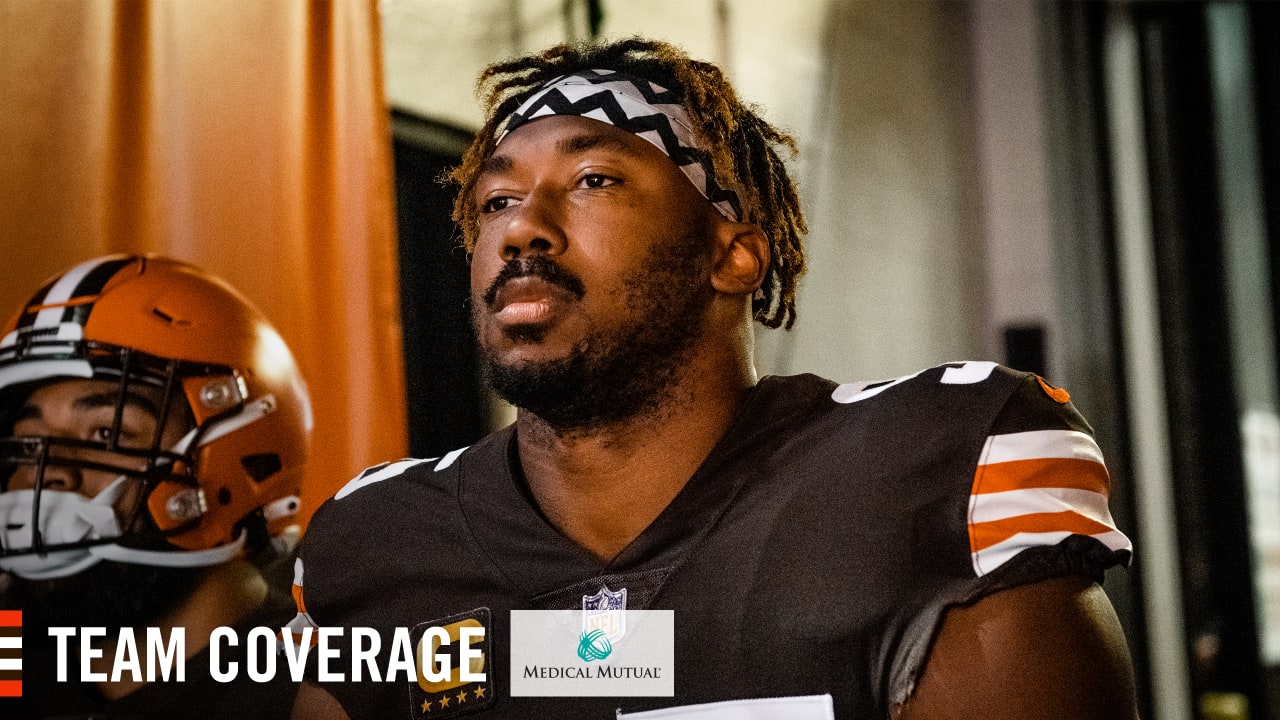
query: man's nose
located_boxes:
[500,191,568,260]
[10,461,84,494]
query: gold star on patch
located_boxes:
[421,699,432,713]
[438,695,451,708]
[474,686,487,699]
[456,690,468,703]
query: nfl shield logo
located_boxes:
[582,585,627,643]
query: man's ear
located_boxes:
[710,221,769,297]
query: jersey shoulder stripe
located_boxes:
[331,445,472,501]
[968,428,1132,576]
[334,457,433,500]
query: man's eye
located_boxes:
[481,196,517,213]
[581,174,616,189]
[91,427,117,443]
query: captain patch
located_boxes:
[407,608,494,718]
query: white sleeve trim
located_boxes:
[970,487,1115,526]
[979,429,1104,466]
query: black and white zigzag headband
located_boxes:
[495,69,742,222]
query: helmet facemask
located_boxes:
[0,254,311,580]
[0,341,251,578]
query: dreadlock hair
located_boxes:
[449,37,807,330]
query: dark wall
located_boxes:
[392,111,489,457]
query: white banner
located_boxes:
[509,609,674,697]
[618,694,835,720]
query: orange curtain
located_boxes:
[0,0,407,528]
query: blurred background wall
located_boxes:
[0,0,407,527]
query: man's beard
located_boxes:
[1,560,205,630]
[477,234,713,434]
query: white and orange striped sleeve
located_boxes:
[966,382,1133,578]
[283,556,320,638]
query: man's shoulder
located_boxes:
[295,428,514,603]
[819,360,1026,405]
[305,426,512,534]
[742,362,1092,504]
[757,361,1037,435]
[335,427,509,497]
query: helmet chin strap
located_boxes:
[0,524,247,580]
[0,484,247,579]
[0,476,127,579]
[89,530,246,567]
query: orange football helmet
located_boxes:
[0,255,311,575]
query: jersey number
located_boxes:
[831,361,998,404]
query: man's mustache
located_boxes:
[482,256,586,307]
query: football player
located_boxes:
[0,254,311,718]
[292,39,1139,719]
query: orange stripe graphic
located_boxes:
[25,295,99,313]
[291,584,307,615]
[974,457,1109,496]
[0,610,18,697]
[970,510,1118,552]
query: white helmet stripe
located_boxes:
[30,256,111,329]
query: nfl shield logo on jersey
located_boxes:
[582,585,627,644]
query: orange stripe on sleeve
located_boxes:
[291,583,307,615]
[970,510,1119,552]
[973,457,1110,496]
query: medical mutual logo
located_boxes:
[0,610,21,696]
[510,587,673,697]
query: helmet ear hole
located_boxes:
[241,453,282,482]
[217,487,232,505]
